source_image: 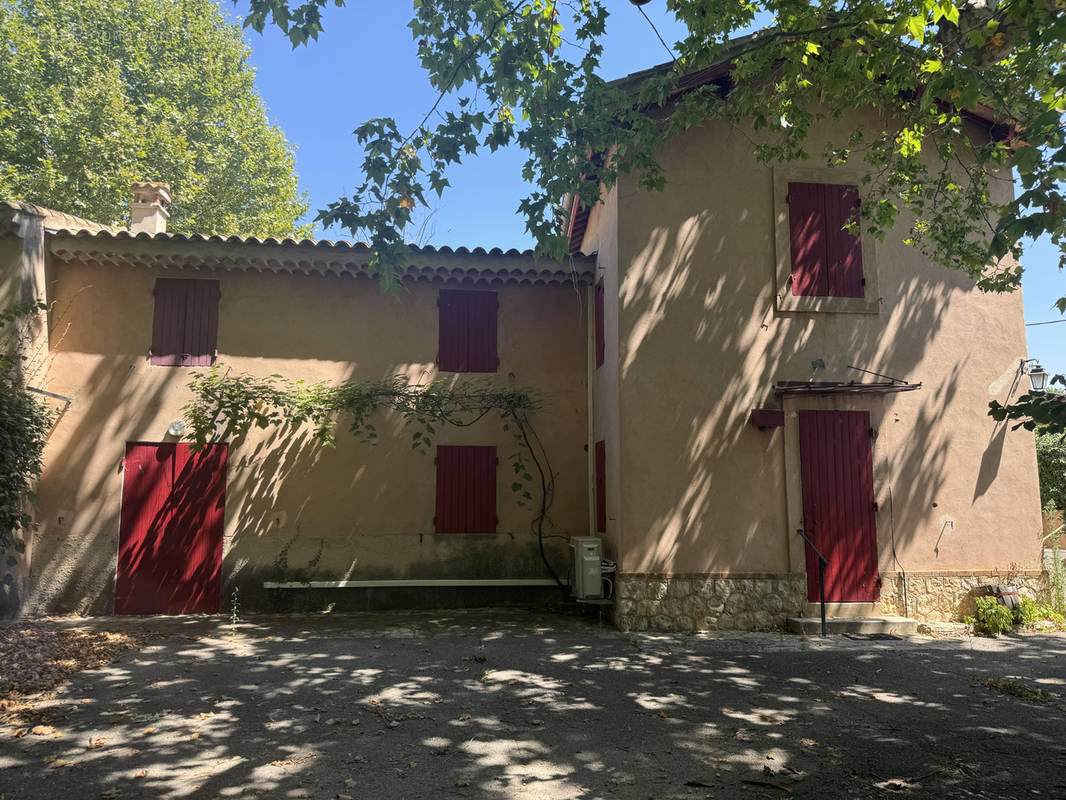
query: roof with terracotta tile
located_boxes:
[47,227,596,287]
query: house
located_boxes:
[0,75,1045,627]
[1,189,594,617]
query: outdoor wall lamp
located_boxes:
[1022,358,1049,393]
[166,419,188,437]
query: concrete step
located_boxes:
[786,615,918,636]
[803,602,877,619]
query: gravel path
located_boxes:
[1,610,1064,799]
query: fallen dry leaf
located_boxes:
[457,714,472,721]
[0,624,156,721]
[141,727,156,735]
[31,725,54,736]
[189,732,200,740]
[51,759,69,768]
[134,770,148,779]
[456,779,471,787]
[344,778,357,788]
[87,737,106,750]
[12,728,28,738]
[658,711,669,719]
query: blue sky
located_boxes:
[236,3,1063,378]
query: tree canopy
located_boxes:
[0,0,309,236]
[242,0,1065,430]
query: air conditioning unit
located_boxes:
[570,536,603,599]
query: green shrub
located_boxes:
[1014,597,1041,626]
[1037,430,1066,512]
[970,596,1015,636]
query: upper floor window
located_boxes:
[438,289,498,373]
[150,278,220,367]
[788,181,864,298]
[773,168,879,315]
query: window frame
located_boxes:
[773,166,880,314]
[149,278,220,367]
[437,289,499,373]
[434,445,498,534]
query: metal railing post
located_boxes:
[818,557,827,638]
[796,528,829,638]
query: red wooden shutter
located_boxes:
[438,290,466,372]
[466,291,499,372]
[183,280,221,366]
[150,278,220,366]
[788,182,829,296]
[150,279,188,366]
[435,445,497,533]
[438,290,497,373]
[116,442,227,614]
[797,411,879,602]
[824,184,864,297]
[595,440,606,533]
[594,278,605,368]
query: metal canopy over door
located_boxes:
[798,410,879,602]
[116,442,227,614]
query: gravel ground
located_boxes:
[0,610,1065,799]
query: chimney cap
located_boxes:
[130,181,171,234]
[131,181,172,206]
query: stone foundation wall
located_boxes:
[877,571,1049,622]
[614,571,1051,631]
[613,574,807,632]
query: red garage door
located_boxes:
[116,442,227,614]
[798,411,879,602]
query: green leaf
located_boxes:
[906,15,926,43]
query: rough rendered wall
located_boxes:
[26,260,589,614]
[585,188,624,571]
[610,111,1042,629]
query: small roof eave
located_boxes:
[773,380,922,396]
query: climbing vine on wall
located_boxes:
[184,367,565,585]
[0,301,51,556]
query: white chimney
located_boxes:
[130,181,171,235]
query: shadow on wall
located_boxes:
[25,356,191,615]
[615,185,1013,575]
[217,395,575,611]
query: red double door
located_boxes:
[116,442,227,614]
[798,410,879,602]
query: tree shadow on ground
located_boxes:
[2,612,1064,799]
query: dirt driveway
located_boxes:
[1,610,1065,799]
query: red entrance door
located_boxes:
[798,411,879,602]
[116,442,227,614]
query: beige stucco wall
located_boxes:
[603,112,1042,609]
[25,257,590,613]
[585,187,624,569]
